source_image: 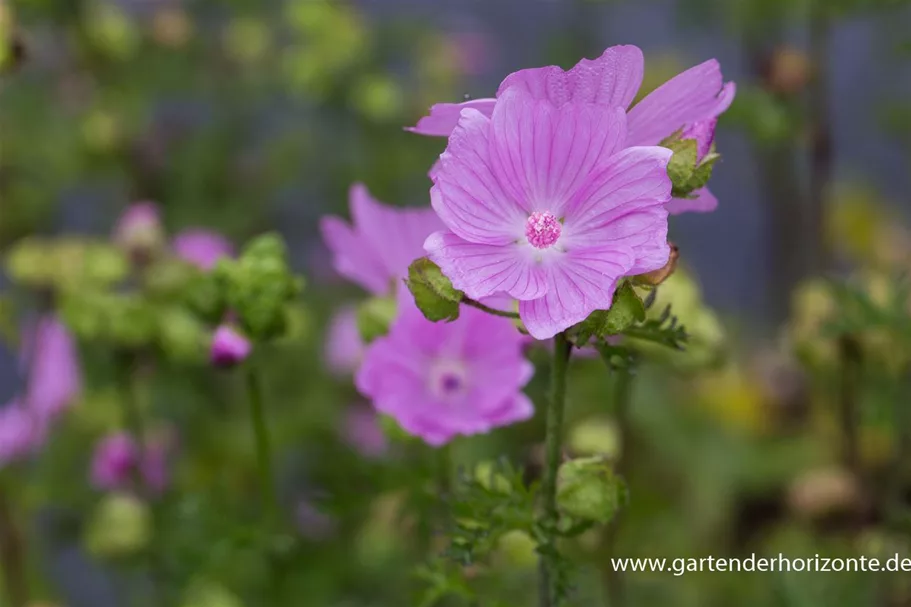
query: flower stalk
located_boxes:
[538,331,572,607]
[0,482,28,607]
[246,360,279,527]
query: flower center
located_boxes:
[428,360,469,400]
[525,211,562,249]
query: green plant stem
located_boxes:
[460,297,520,319]
[600,359,635,607]
[246,363,279,527]
[538,332,572,607]
[0,483,28,607]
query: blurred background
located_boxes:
[1,0,911,605]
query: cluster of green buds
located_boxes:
[661,124,720,199]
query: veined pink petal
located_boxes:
[666,187,719,215]
[563,146,672,242]
[425,231,548,301]
[434,113,528,244]
[489,90,628,217]
[497,45,644,109]
[406,98,497,136]
[518,246,634,340]
[626,60,735,147]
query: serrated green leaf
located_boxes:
[573,282,646,344]
[664,138,698,196]
[405,257,463,322]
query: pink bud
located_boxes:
[172,229,234,271]
[113,202,165,257]
[681,118,717,162]
[210,325,252,368]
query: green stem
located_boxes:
[538,332,572,607]
[460,297,520,319]
[246,363,278,527]
[598,354,635,607]
[0,482,28,607]
[837,336,861,474]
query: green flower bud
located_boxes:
[493,530,538,569]
[473,460,512,494]
[84,493,151,558]
[6,238,128,291]
[216,234,303,342]
[60,291,157,347]
[556,457,627,524]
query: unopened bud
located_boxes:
[210,324,252,368]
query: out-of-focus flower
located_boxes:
[24,316,82,419]
[342,406,388,459]
[113,201,165,259]
[173,229,234,271]
[320,184,443,296]
[0,402,45,467]
[786,279,838,367]
[695,363,767,434]
[425,88,672,339]
[84,492,151,557]
[356,289,533,446]
[89,431,171,495]
[827,184,911,268]
[447,30,494,76]
[209,324,252,368]
[324,307,363,376]
[409,45,734,215]
[764,46,810,95]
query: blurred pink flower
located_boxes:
[90,431,171,495]
[0,402,45,468]
[210,324,252,368]
[425,88,672,339]
[113,201,165,254]
[408,45,735,215]
[24,316,82,419]
[356,289,533,446]
[342,406,388,459]
[172,229,234,271]
[320,183,444,295]
[447,31,496,76]
[324,307,364,376]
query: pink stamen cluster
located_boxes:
[525,211,562,249]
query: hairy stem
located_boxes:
[460,297,520,319]
[538,332,572,607]
[0,484,28,607]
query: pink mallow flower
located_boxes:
[90,431,171,495]
[210,324,252,368]
[342,406,388,459]
[172,229,235,271]
[408,45,734,214]
[24,316,82,420]
[0,403,45,468]
[320,183,444,296]
[424,88,672,340]
[356,289,533,446]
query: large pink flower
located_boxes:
[356,289,533,446]
[425,88,672,340]
[408,45,734,214]
[320,184,445,295]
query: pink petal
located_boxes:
[519,246,635,340]
[563,146,672,243]
[497,45,644,109]
[488,89,628,217]
[627,60,735,147]
[319,216,390,295]
[406,98,497,137]
[424,231,548,301]
[433,113,528,244]
[349,184,444,282]
[666,187,719,215]
[483,393,535,426]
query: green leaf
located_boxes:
[356,295,397,343]
[405,257,463,322]
[574,282,646,344]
